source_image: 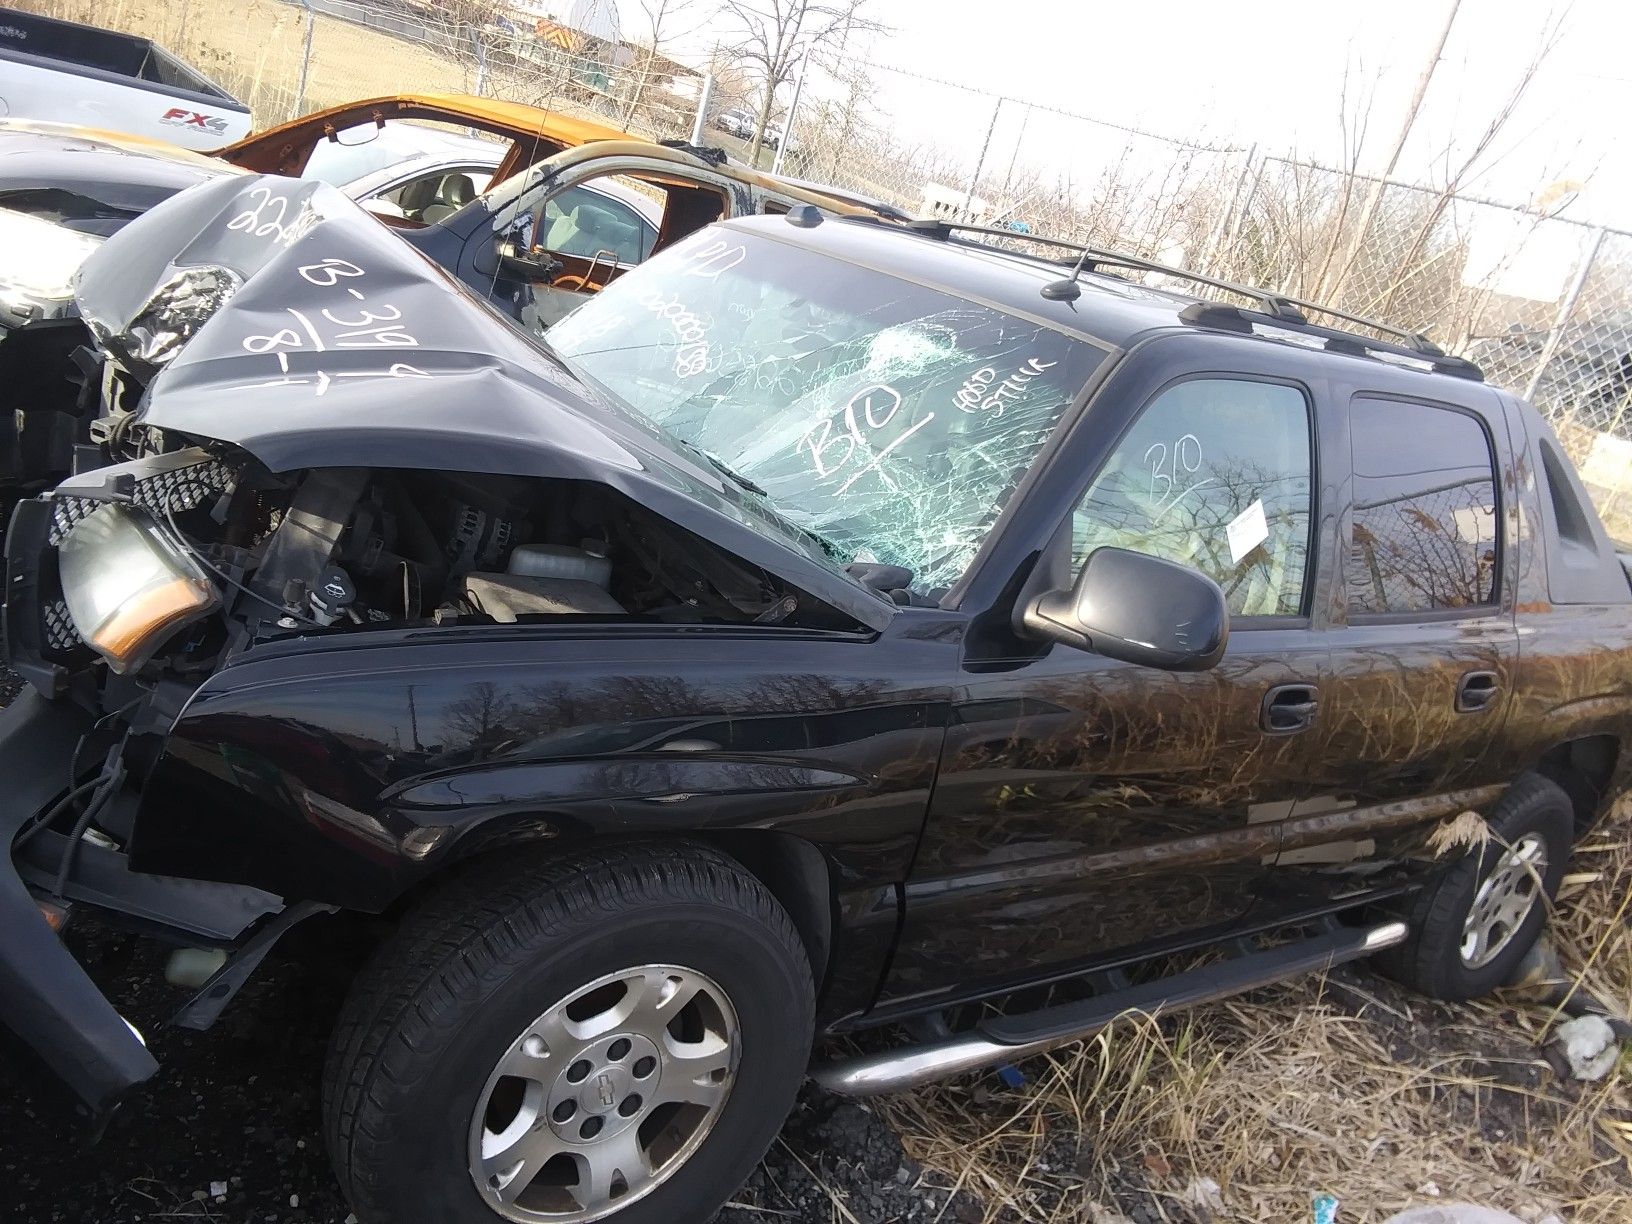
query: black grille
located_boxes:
[48,459,235,545]
[47,495,95,546]
[43,598,80,651]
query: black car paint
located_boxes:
[128,620,954,1022]
[107,319,1631,1025]
[4,185,1632,1125]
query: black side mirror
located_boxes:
[1019,547,1228,671]
[497,244,563,282]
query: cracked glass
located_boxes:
[548,229,1104,596]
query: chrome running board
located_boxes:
[811,921,1409,1097]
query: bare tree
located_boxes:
[1324,0,1462,300]
[721,0,884,163]
[618,0,715,131]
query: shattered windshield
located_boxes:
[547,228,1103,596]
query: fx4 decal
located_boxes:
[160,107,230,135]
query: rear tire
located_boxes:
[1377,775,1571,1001]
[322,842,814,1224]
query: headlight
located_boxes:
[0,207,103,315]
[58,503,219,674]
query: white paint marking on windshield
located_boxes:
[837,414,935,494]
[678,238,747,279]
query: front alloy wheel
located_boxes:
[471,966,739,1220]
[323,843,814,1224]
[1375,774,1571,1001]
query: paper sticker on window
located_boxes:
[1226,498,1269,563]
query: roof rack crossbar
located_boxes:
[902,219,1475,374]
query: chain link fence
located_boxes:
[19,0,1632,537]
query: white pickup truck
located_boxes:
[0,8,250,149]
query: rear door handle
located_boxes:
[1262,683,1319,734]
[1456,670,1501,713]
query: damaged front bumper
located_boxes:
[0,684,289,1123]
[0,689,157,1119]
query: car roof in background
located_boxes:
[224,93,635,155]
[0,118,230,171]
[302,124,508,190]
[764,175,914,221]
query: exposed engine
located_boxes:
[18,441,842,698]
[242,464,811,632]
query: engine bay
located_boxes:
[231,463,828,631]
[16,443,858,704]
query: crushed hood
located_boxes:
[73,174,892,630]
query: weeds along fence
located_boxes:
[21,0,1632,537]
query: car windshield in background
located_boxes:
[302,121,501,189]
[548,229,1103,596]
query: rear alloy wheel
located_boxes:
[1457,833,1547,970]
[470,965,738,1220]
[1376,774,1571,1000]
[323,843,814,1224]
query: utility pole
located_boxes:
[1326,0,1461,300]
[771,68,804,174]
[962,97,1002,223]
[690,71,716,146]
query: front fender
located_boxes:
[127,629,950,913]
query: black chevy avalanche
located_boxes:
[3,175,1629,1224]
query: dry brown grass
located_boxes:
[878,802,1632,1223]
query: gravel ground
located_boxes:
[0,663,980,1224]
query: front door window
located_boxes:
[1072,377,1314,617]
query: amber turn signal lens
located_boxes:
[36,899,69,932]
[57,502,220,674]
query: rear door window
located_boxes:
[1347,397,1499,615]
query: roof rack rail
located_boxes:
[899,219,1483,381]
[1178,303,1484,381]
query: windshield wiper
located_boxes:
[700,451,766,496]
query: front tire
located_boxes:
[1378,774,1572,1001]
[323,842,814,1224]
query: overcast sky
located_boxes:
[662,0,1632,227]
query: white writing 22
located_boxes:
[227,185,318,248]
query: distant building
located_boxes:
[921,181,992,224]
[499,0,701,95]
